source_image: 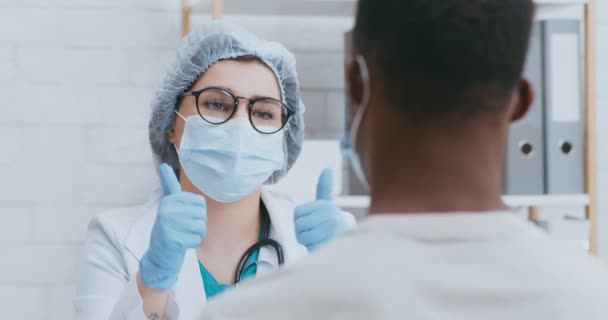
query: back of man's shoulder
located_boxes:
[527,238,608,310]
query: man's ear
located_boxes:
[508,78,533,123]
[345,55,364,106]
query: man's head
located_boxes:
[345,0,535,207]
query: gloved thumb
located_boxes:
[315,168,334,201]
[160,163,181,195]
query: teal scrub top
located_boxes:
[199,223,263,299]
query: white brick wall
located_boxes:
[0,244,80,284]
[127,50,174,87]
[0,1,606,319]
[0,45,15,81]
[0,207,34,243]
[17,48,130,85]
[0,3,189,317]
[0,286,46,320]
[97,87,155,127]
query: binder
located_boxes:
[503,23,545,195]
[543,20,584,194]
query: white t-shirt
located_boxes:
[202,212,608,320]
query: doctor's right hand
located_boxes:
[139,163,207,290]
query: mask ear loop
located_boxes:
[174,110,187,121]
[356,56,371,108]
[172,110,188,153]
[174,110,211,128]
[347,55,371,192]
[350,55,371,146]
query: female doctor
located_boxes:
[74,22,354,320]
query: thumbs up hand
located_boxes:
[139,163,207,290]
[294,169,347,251]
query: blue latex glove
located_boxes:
[294,168,347,251]
[139,163,207,289]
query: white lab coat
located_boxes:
[203,212,608,320]
[74,188,355,320]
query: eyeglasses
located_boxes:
[179,87,293,134]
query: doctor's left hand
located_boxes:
[294,168,347,251]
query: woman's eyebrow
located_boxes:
[249,94,275,100]
[216,85,235,92]
[198,85,234,93]
[201,85,279,100]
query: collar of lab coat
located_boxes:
[124,187,307,316]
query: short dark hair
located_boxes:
[353,0,534,117]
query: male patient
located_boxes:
[203,0,608,319]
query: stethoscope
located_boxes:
[234,202,284,284]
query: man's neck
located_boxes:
[368,118,508,215]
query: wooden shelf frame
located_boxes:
[583,0,597,255]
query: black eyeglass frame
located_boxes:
[179,87,294,135]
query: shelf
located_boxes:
[189,0,356,17]
[186,0,588,18]
[335,194,590,209]
[535,0,588,4]
[503,194,590,207]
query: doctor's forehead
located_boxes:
[193,58,281,100]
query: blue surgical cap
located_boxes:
[149,21,305,184]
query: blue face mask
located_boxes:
[341,55,371,192]
[174,112,285,203]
